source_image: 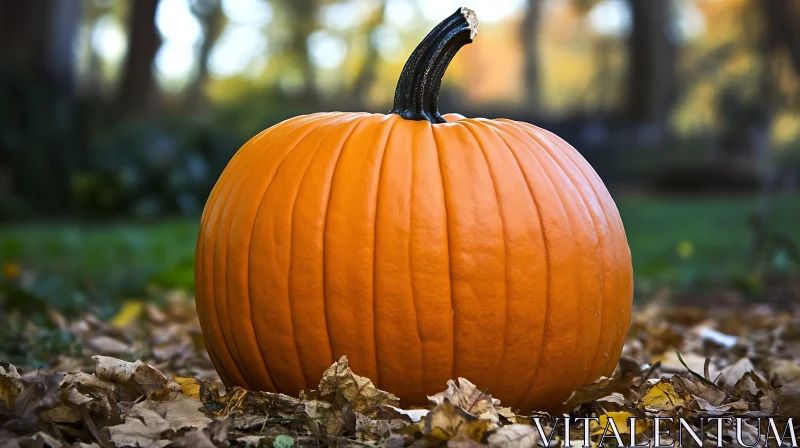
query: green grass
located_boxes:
[0,195,798,309]
[619,195,799,287]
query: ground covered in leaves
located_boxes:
[2,284,800,447]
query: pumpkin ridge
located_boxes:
[501,123,593,405]
[197,210,233,385]
[430,124,457,384]
[371,115,401,389]
[218,119,305,389]
[479,123,550,408]
[224,115,329,390]
[234,114,338,390]
[202,121,290,387]
[204,120,290,386]
[406,123,425,399]
[288,114,368,389]
[198,156,236,385]
[318,116,372,380]
[511,124,608,388]
[493,121,601,407]
[210,135,270,389]
[245,113,346,391]
[529,124,632,375]
[529,127,615,383]
[459,121,511,381]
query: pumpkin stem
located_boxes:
[389,7,478,124]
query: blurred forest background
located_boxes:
[1,0,799,315]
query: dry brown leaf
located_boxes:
[428,377,505,425]
[671,375,726,406]
[137,393,211,432]
[4,431,65,448]
[164,416,231,448]
[768,359,800,384]
[355,411,408,441]
[486,424,540,448]
[596,392,629,410]
[108,406,171,448]
[423,398,489,442]
[380,404,429,423]
[93,355,175,397]
[87,336,133,355]
[779,382,800,416]
[653,351,720,380]
[317,356,399,417]
[0,362,23,409]
[717,358,762,387]
[563,376,632,409]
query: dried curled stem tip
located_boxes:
[390,8,480,124]
[460,7,479,39]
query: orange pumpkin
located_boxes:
[195,7,633,412]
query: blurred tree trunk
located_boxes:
[188,0,224,109]
[80,2,106,94]
[748,0,799,189]
[0,0,82,213]
[521,0,542,112]
[350,0,387,107]
[761,0,800,78]
[625,0,675,126]
[280,0,318,102]
[43,0,81,91]
[0,1,48,76]
[118,0,162,116]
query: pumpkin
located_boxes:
[195,7,633,412]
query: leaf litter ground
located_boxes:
[1,287,800,447]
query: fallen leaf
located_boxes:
[380,404,429,423]
[654,351,719,380]
[695,326,738,348]
[639,379,690,415]
[317,356,399,417]
[486,424,540,448]
[5,431,64,448]
[717,358,762,387]
[767,359,800,384]
[164,416,230,448]
[93,356,174,398]
[173,376,201,400]
[355,411,407,441]
[235,435,265,446]
[563,376,632,409]
[423,398,489,442]
[593,411,647,435]
[108,406,171,448]
[428,377,505,424]
[109,300,146,328]
[87,336,133,356]
[0,362,23,409]
[137,393,211,431]
[671,375,726,406]
[778,382,800,416]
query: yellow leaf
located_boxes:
[676,240,694,259]
[640,380,690,413]
[110,300,146,328]
[174,376,202,400]
[593,412,648,436]
[2,262,20,280]
[1,364,22,409]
